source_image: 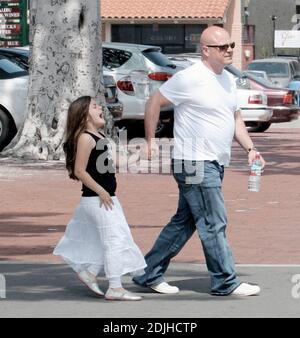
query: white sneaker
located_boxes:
[77,270,104,296]
[231,283,260,296]
[150,282,179,294]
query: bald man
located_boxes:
[133,26,265,297]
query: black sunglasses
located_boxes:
[206,42,235,52]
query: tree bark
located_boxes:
[3,0,113,160]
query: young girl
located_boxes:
[53,96,146,301]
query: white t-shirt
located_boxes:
[159,60,238,166]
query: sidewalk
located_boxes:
[0,128,300,264]
[1,262,300,318]
[0,128,300,317]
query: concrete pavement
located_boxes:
[0,262,300,318]
[270,117,300,128]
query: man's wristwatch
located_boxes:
[247,146,258,153]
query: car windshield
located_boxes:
[246,71,265,79]
[10,48,29,57]
[225,64,276,88]
[0,57,28,79]
[248,62,289,77]
[143,48,176,68]
[0,53,28,70]
[225,65,278,89]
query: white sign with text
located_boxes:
[275,30,300,48]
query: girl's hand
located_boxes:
[98,189,114,210]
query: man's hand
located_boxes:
[142,139,159,160]
[248,150,266,169]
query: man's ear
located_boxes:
[201,46,208,57]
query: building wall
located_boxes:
[224,0,243,69]
[101,0,243,68]
[247,0,299,58]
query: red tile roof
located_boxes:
[102,0,231,20]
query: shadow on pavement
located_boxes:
[231,132,300,176]
[0,263,250,303]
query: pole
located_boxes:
[273,19,275,56]
[20,0,29,46]
[271,15,277,57]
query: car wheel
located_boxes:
[246,122,272,133]
[0,109,16,151]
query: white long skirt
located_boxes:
[53,196,146,278]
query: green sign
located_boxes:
[0,0,28,47]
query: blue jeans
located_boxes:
[133,160,240,295]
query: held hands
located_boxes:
[248,150,266,169]
[98,188,114,211]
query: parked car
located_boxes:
[288,80,300,107]
[0,56,28,151]
[238,89,272,125]
[1,43,179,138]
[244,70,272,83]
[103,42,180,137]
[167,53,200,69]
[247,58,300,88]
[227,64,299,132]
[0,47,123,151]
[0,47,29,70]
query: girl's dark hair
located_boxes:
[63,96,91,180]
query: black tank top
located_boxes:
[81,131,117,197]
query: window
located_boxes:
[0,57,27,79]
[142,48,175,67]
[185,25,207,53]
[0,51,29,70]
[141,25,184,46]
[111,25,140,44]
[291,60,300,76]
[111,24,207,54]
[102,48,132,69]
[243,25,255,44]
[248,62,289,77]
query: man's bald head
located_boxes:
[200,26,231,47]
[199,26,234,73]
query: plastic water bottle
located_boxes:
[130,70,150,99]
[248,152,263,192]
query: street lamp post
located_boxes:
[271,15,278,56]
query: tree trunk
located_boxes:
[3,0,113,160]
